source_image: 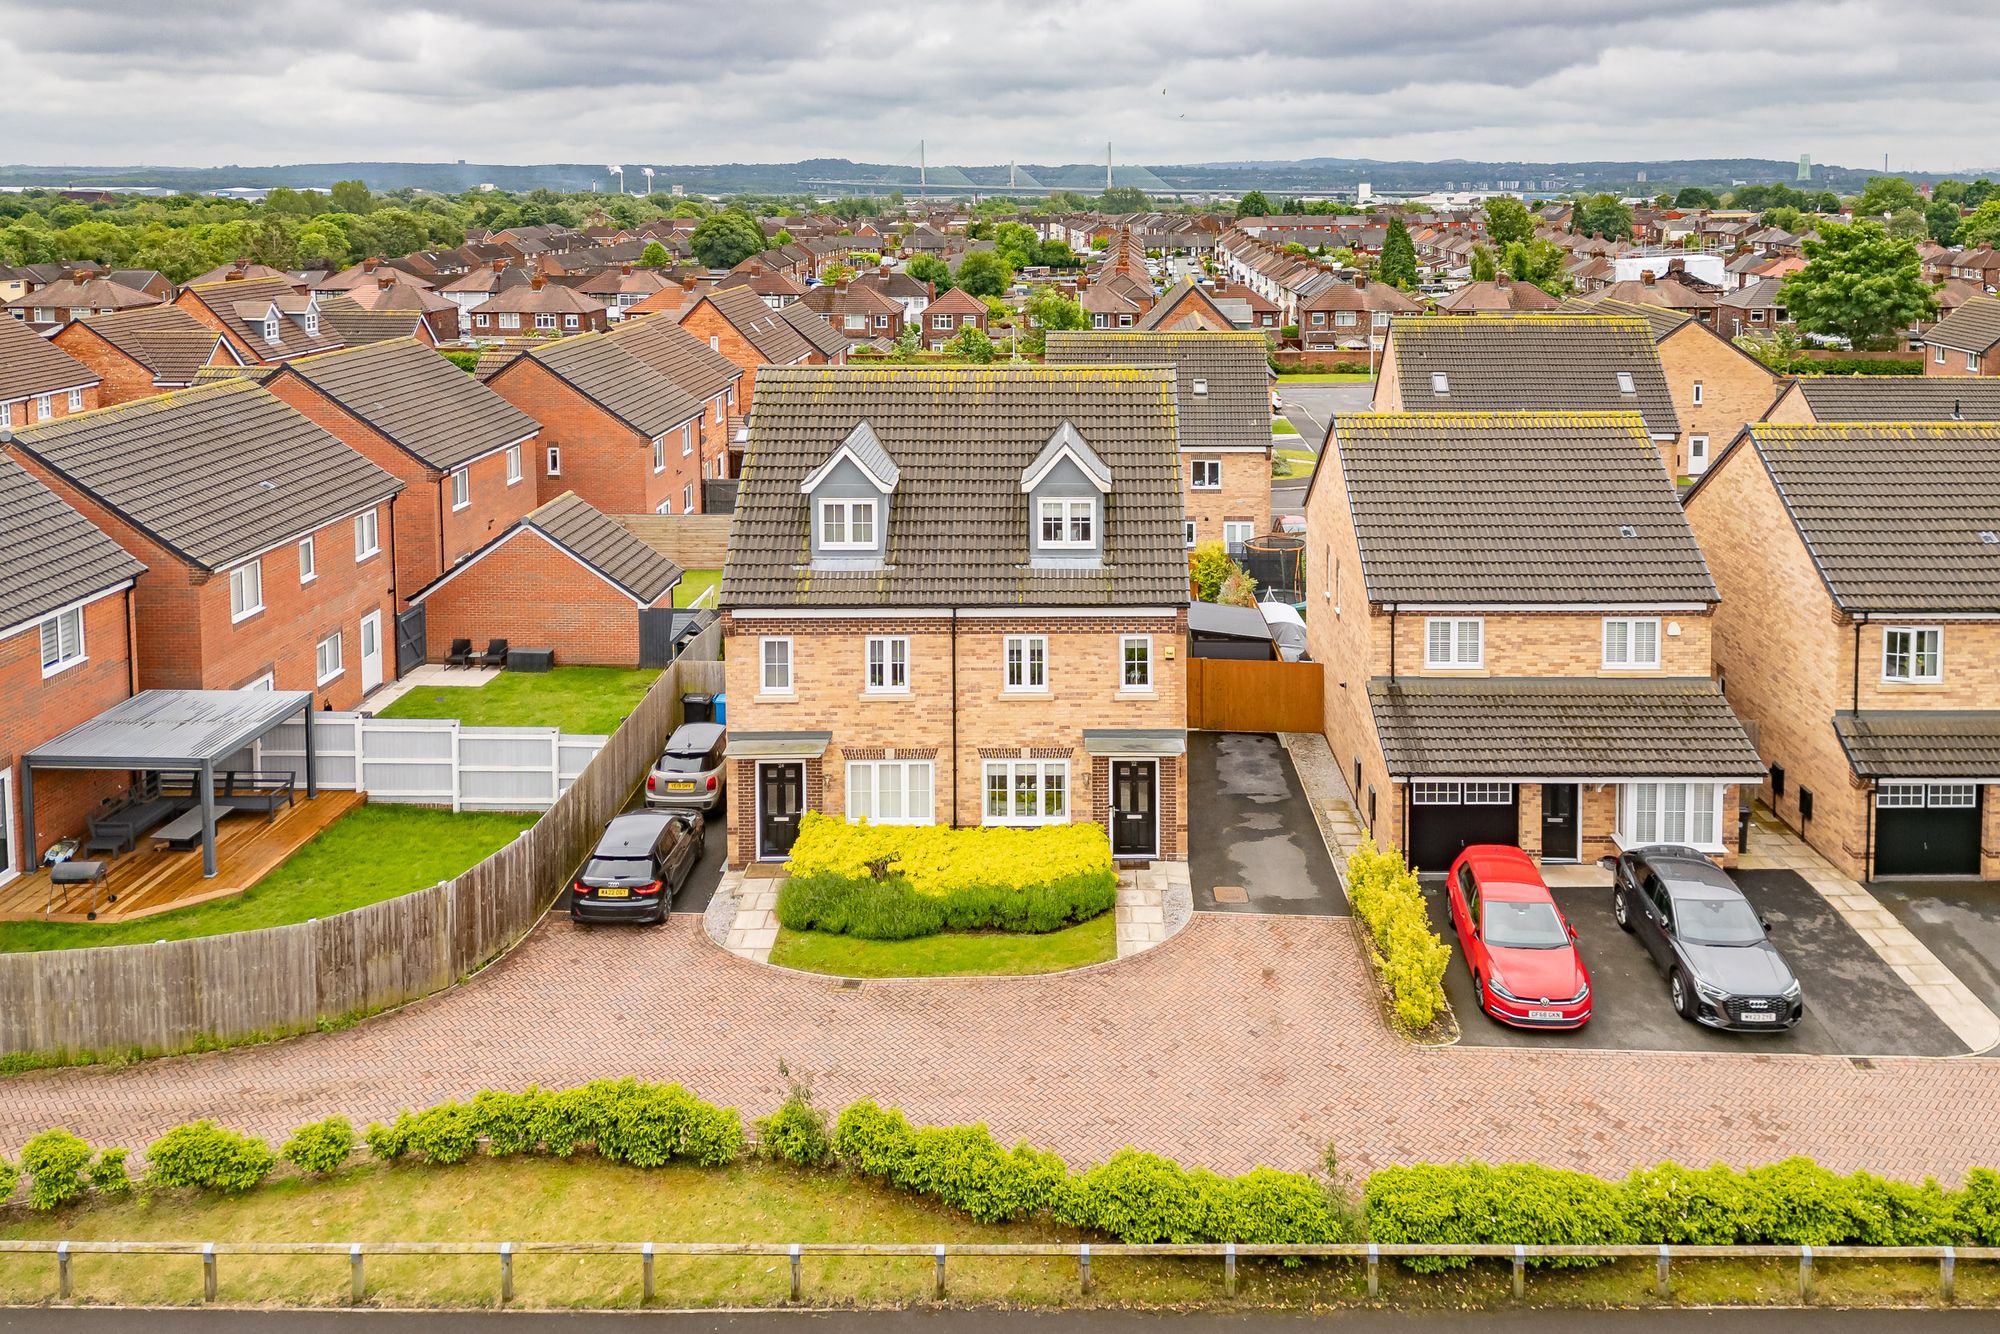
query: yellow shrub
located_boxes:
[1345,837,1450,1029]
[785,813,1115,896]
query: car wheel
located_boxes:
[1613,888,1634,933]
[1472,973,1487,1013]
[1669,969,1696,1021]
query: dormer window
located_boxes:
[262,315,281,344]
[1616,371,1636,394]
[802,420,898,562]
[304,308,320,336]
[1430,372,1450,394]
[1038,496,1096,548]
[818,497,877,549]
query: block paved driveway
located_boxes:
[6,912,2000,1182]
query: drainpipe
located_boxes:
[949,609,960,828]
[1387,604,1398,682]
[1863,780,1875,882]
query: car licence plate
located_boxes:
[1738,1010,1776,1023]
[1528,1009,1563,1021]
[594,887,630,898]
[667,781,697,791]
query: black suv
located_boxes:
[571,811,703,924]
[1610,845,1803,1031]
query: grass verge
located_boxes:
[0,1157,1989,1310]
[378,666,660,734]
[767,913,1116,978]
[674,568,721,608]
[0,806,534,953]
[1272,447,1318,479]
[1270,417,1299,435]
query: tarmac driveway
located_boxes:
[1187,731,1348,916]
[1871,880,2000,1037]
[1425,868,1966,1056]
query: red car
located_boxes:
[1445,845,1591,1029]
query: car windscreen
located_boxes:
[1674,895,1765,945]
[656,750,712,773]
[582,856,653,885]
[1481,900,1569,949]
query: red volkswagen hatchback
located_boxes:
[1446,845,1591,1029]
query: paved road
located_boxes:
[8,912,2000,1183]
[1275,382,1374,452]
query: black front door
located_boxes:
[758,763,805,859]
[1540,783,1580,862]
[1111,761,1157,858]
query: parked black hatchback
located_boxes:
[1610,845,1804,1031]
[571,811,703,924]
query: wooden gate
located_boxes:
[394,605,426,675]
[1187,657,1323,733]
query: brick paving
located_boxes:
[5,911,1999,1182]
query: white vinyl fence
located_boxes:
[251,714,608,813]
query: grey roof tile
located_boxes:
[1791,375,2000,422]
[280,338,540,471]
[512,332,702,439]
[1834,710,2000,779]
[1044,330,1271,452]
[1924,295,2000,354]
[1387,315,1682,438]
[0,452,145,628]
[0,314,98,403]
[70,305,224,386]
[525,492,683,604]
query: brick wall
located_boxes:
[417,531,650,667]
[51,325,163,406]
[0,382,99,430]
[1385,608,1717,679]
[1657,324,1783,478]
[1924,343,2000,377]
[1184,450,1271,543]
[488,359,690,515]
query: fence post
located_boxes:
[1798,1244,1812,1302]
[1366,1242,1379,1298]
[202,1242,217,1303]
[1940,1245,1955,1305]
[500,1242,513,1304]
[933,1245,946,1300]
[1224,1241,1237,1298]
[1656,1243,1670,1299]
[1078,1243,1093,1297]
[643,1241,655,1303]
[1511,1245,1525,1300]
[789,1243,801,1302]
[56,1240,71,1301]
[350,1243,364,1305]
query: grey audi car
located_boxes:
[1609,845,1804,1031]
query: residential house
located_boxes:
[676,286,846,476]
[5,270,164,334]
[800,283,903,346]
[1044,329,1272,551]
[850,265,932,325]
[1137,279,1237,333]
[4,380,403,708]
[466,277,609,339]
[718,364,1190,867]
[264,338,543,596]
[1922,296,2000,376]
[0,316,100,430]
[1572,271,1721,329]
[599,318,745,489]
[921,287,988,350]
[1718,277,1790,340]
[440,260,531,314]
[316,296,440,348]
[1684,422,2000,879]
[335,273,462,341]
[50,306,237,405]
[577,264,673,321]
[1305,411,1762,871]
[1297,276,1422,353]
[1433,277,1563,313]
[174,275,342,364]
[0,454,145,876]
[1763,375,2000,425]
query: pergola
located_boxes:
[22,689,318,878]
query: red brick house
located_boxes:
[466,276,609,339]
[5,269,164,334]
[0,315,100,430]
[51,306,238,406]
[679,285,846,411]
[5,380,403,709]
[409,492,683,668]
[264,338,543,596]
[801,283,903,345]
[921,286,988,350]
[0,454,145,877]
[175,275,344,365]
[599,317,745,491]
[1923,296,2000,376]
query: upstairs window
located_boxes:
[451,468,470,510]
[1424,617,1483,668]
[1882,626,1942,683]
[1004,634,1047,691]
[298,536,316,583]
[354,509,380,559]
[818,497,878,550]
[865,636,909,693]
[39,606,85,676]
[262,316,281,344]
[1603,617,1661,669]
[1037,496,1095,548]
[229,560,264,622]
[1189,458,1222,490]
[1121,635,1152,689]
[760,637,793,693]
[1430,372,1449,395]
[1691,380,1704,406]
[506,444,523,484]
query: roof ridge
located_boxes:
[10,376,255,437]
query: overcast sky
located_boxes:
[2,0,1994,173]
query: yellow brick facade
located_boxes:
[1653,323,1783,480]
[1182,450,1270,545]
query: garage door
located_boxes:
[1875,783,1982,877]
[1408,781,1519,873]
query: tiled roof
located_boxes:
[0,313,98,403]
[6,275,163,316]
[511,332,701,439]
[69,306,225,386]
[1386,315,1682,438]
[1563,295,1692,340]
[1368,677,1765,782]
[8,379,401,571]
[694,285,814,364]
[605,317,742,405]
[521,492,682,605]
[1924,295,2000,354]
[779,301,849,359]
[1044,330,1271,452]
[0,452,145,629]
[1332,411,1717,604]
[181,277,343,361]
[474,281,607,315]
[721,365,1188,609]
[1790,375,2000,422]
[1433,280,1563,313]
[1743,421,2000,613]
[1834,711,2000,780]
[316,296,431,347]
[279,338,539,471]
[925,287,987,316]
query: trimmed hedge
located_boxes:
[1782,357,1922,376]
[1345,839,1450,1029]
[145,1120,276,1194]
[778,814,1117,939]
[281,1116,356,1175]
[366,1079,745,1168]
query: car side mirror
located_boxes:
[1568,922,1578,940]
[1760,916,1772,932]
[1596,855,1618,871]
[1660,919,1674,935]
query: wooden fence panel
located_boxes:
[1187,658,1324,734]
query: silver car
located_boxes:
[645,722,727,812]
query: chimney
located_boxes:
[681,275,697,291]
[224,266,246,282]
[835,278,849,293]
[1354,274,1367,290]
[1642,269,1658,286]
[926,281,935,300]
[492,259,506,274]
[377,275,396,290]
[363,258,379,273]
[233,258,250,277]
[879,262,890,277]
[621,263,633,275]
[531,275,546,290]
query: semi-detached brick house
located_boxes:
[719,365,1190,868]
[597,317,743,495]
[51,305,239,406]
[174,275,344,365]
[920,286,988,350]
[263,338,542,598]
[1304,411,1762,874]
[1921,296,2000,377]
[3,380,403,710]
[0,314,100,430]
[679,285,846,420]
[466,276,609,339]
[1045,329,1273,552]
[1684,421,2000,880]
[0,454,145,875]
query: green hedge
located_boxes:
[439,349,482,373]
[1344,839,1450,1029]
[778,870,1115,939]
[1783,357,1922,375]
[365,1079,744,1169]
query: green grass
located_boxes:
[768,913,1116,978]
[1270,417,1299,435]
[674,568,721,608]
[378,667,661,734]
[1275,371,1374,382]
[1272,447,1319,479]
[0,1156,1987,1310]
[0,805,533,953]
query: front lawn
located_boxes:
[674,568,721,608]
[378,667,660,734]
[1270,417,1299,435]
[1272,448,1319,479]
[0,805,534,953]
[768,913,1116,978]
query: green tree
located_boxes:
[1036,238,1078,268]
[1887,206,1928,240]
[1469,244,1497,281]
[1765,206,1806,234]
[52,220,131,265]
[889,322,922,362]
[906,253,953,292]
[297,217,354,267]
[1956,199,2000,248]
[993,222,1040,271]
[945,324,996,363]
[1926,200,1963,246]
[1570,193,1633,241]
[953,250,1012,298]
[329,180,375,215]
[1854,175,1921,216]
[1777,220,1936,349]
[1673,186,1721,209]
[1098,185,1150,213]
[0,224,57,265]
[1482,195,1535,246]
[1503,238,1572,295]
[1235,190,1271,218]
[1378,219,1418,290]
[637,240,672,268]
[689,209,766,268]
[1021,287,1087,354]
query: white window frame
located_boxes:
[534,312,557,331]
[38,605,86,678]
[1430,372,1449,395]
[1003,634,1048,692]
[546,445,561,476]
[652,436,667,474]
[1616,371,1636,394]
[817,497,878,551]
[1881,626,1942,683]
[297,536,316,584]
[34,394,51,421]
[760,637,793,694]
[1189,458,1222,490]
[981,758,1070,826]
[1037,496,1096,549]
[67,388,83,411]
[1463,782,1514,805]
[682,422,693,457]
[846,759,935,826]
[1971,351,1981,372]
[1222,520,1254,552]
[240,671,275,691]
[1602,617,1661,670]
[683,483,694,514]
[1935,345,1947,365]
[354,509,380,560]
[0,402,10,428]
[505,444,523,485]
[1617,781,1723,850]
[229,560,264,623]
[1120,634,1152,690]
[1424,617,1483,669]
[451,467,470,511]
[864,636,910,693]
[1183,519,1197,548]
[315,631,344,686]
[262,317,281,345]
[499,312,521,330]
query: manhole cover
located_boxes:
[1212,885,1249,903]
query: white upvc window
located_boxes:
[1618,781,1723,850]
[1424,616,1483,668]
[1222,520,1254,552]
[1691,381,1704,406]
[240,671,275,691]
[1602,617,1661,670]
[38,606,85,677]
[354,509,380,559]
[655,497,674,515]
[1616,371,1636,394]
[1935,345,1947,364]
[229,560,264,622]
[1882,626,1942,683]
[683,483,694,513]
[262,316,281,344]
[535,312,557,330]
[760,637,793,693]
[846,760,934,825]
[1121,634,1152,689]
[1880,782,1977,810]
[505,444,522,485]
[652,436,667,473]
[0,402,10,428]
[682,422,693,456]
[564,313,579,329]
[451,467,471,511]
[546,445,561,476]
[34,394,50,421]
[865,635,908,693]
[315,631,344,685]
[1004,634,1048,692]
[1183,519,1197,548]
[1190,458,1222,489]
[298,536,316,583]
[67,388,83,411]
[303,309,319,336]
[818,497,878,549]
[498,312,521,330]
[1971,351,1981,372]
[982,758,1070,826]
[1037,496,1095,548]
